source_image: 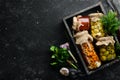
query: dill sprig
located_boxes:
[101,10,120,36]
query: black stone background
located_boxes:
[0,0,120,80]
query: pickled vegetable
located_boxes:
[81,42,101,69]
[72,15,90,31]
[89,13,105,39]
[74,31,101,69]
[96,36,116,61]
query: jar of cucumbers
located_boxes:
[96,36,116,61]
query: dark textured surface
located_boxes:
[0,0,120,80]
[113,0,120,14]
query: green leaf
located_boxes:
[50,62,57,66]
[51,55,55,58]
[50,46,56,51]
[49,45,70,67]
[101,10,120,36]
[115,42,120,51]
[50,46,58,53]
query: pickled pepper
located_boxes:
[74,31,101,69]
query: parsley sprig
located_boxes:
[101,10,120,36]
[50,46,78,69]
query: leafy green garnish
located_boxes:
[50,46,78,69]
[101,10,120,36]
[115,42,120,53]
[50,46,70,66]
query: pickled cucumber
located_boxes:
[100,48,106,52]
[101,56,107,61]
[99,44,116,61]
[109,49,115,54]
[104,51,109,56]
[107,54,113,61]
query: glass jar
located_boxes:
[89,13,105,39]
[74,31,101,69]
[81,42,101,69]
[99,44,116,61]
[72,15,90,31]
[96,36,116,61]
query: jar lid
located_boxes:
[96,36,115,46]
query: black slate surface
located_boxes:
[113,0,120,15]
[0,0,120,80]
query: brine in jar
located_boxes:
[89,13,105,39]
[74,31,101,69]
[72,15,90,31]
[96,36,116,61]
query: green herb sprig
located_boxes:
[101,10,120,36]
[115,42,120,54]
[50,46,78,69]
